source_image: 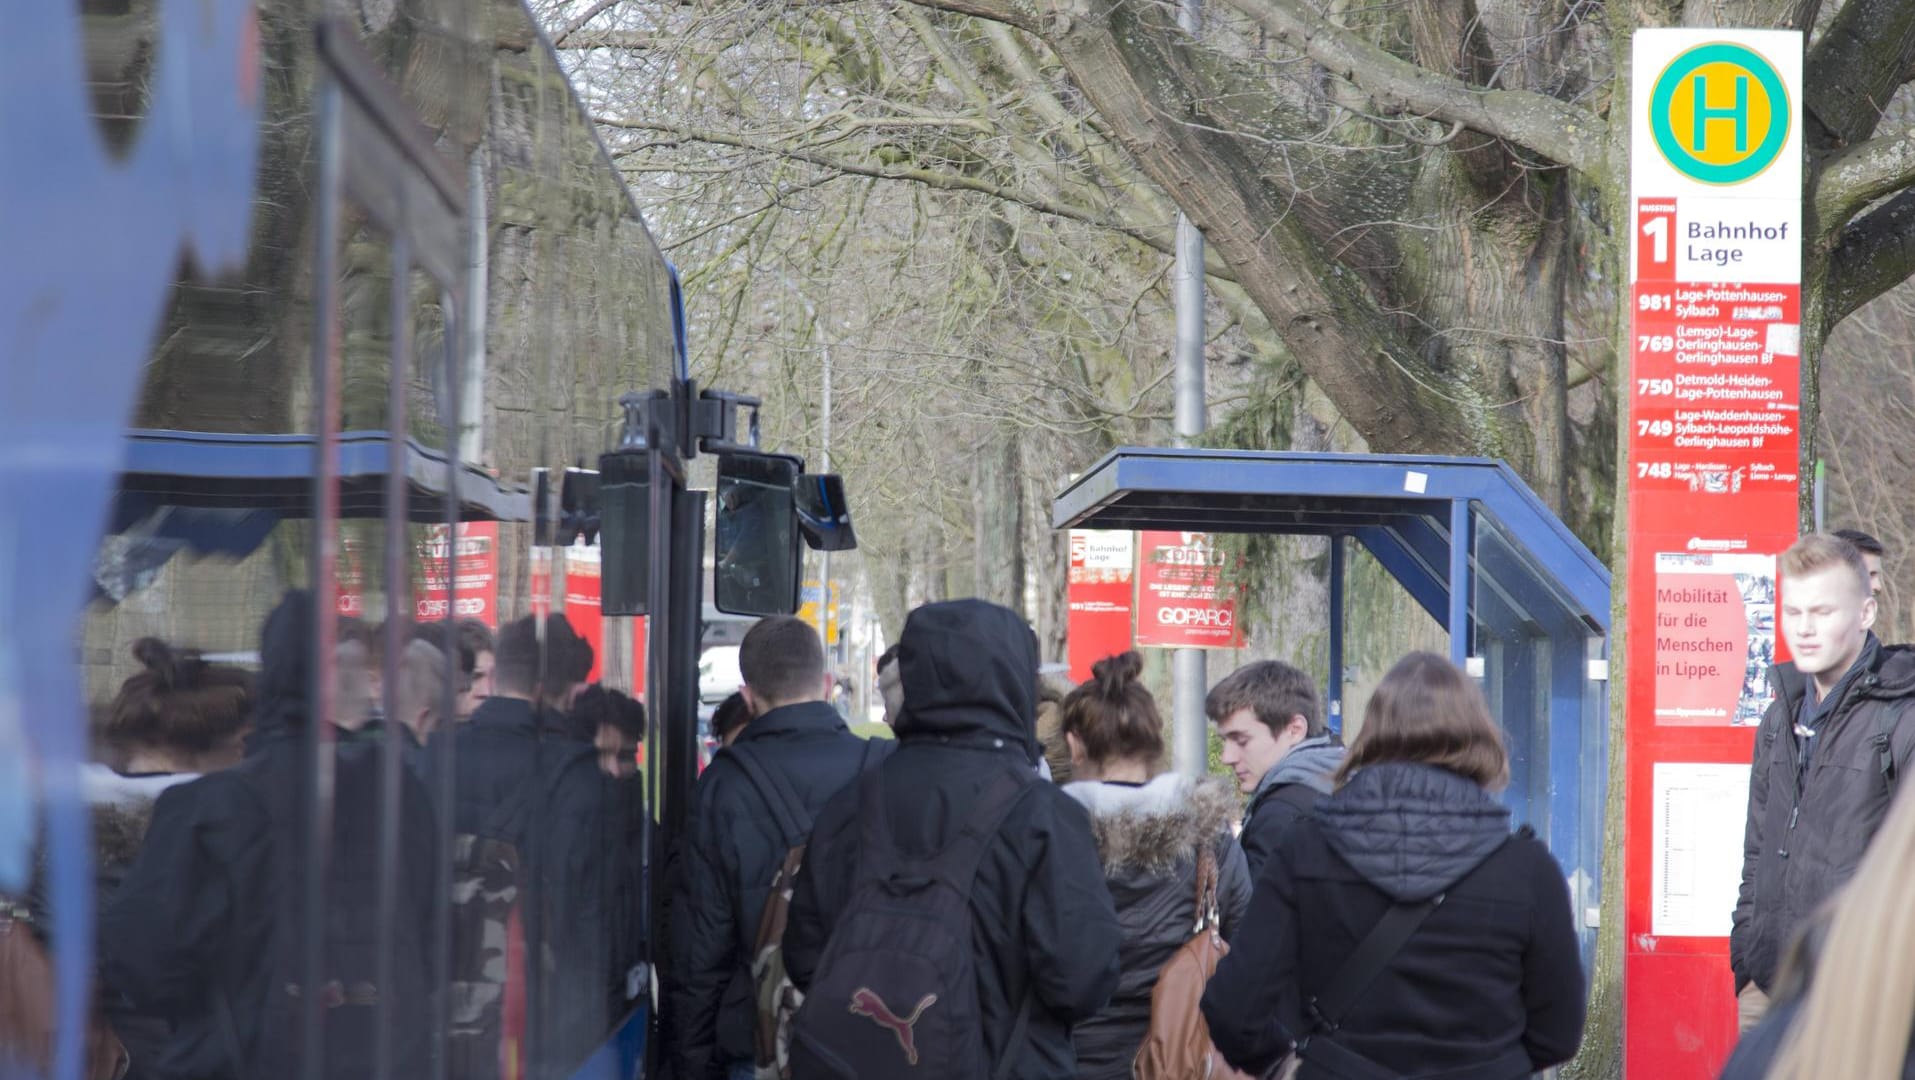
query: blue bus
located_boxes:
[0,4,841,1078]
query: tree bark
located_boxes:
[973,424,1026,612]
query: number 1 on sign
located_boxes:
[1642,215,1669,265]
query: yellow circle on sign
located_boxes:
[1664,60,1776,167]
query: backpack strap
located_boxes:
[724,742,812,851]
[1298,831,1525,1068]
[1303,894,1443,1040]
[1192,843,1220,933]
[1874,706,1899,792]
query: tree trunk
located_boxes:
[973,424,1025,611]
[1026,460,1070,665]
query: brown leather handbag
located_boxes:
[1133,845,1256,1080]
[1,903,131,1080]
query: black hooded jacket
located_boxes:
[666,700,885,1080]
[100,591,439,1080]
[1731,638,1915,995]
[783,600,1122,1080]
[1200,763,1585,1079]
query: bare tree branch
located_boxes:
[552,0,625,47]
[1828,188,1915,324]
[1803,0,1915,149]
[982,0,1484,455]
[1815,125,1915,239]
[554,30,661,50]
[598,114,1248,281]
[893,0,1041,33]
[1223,0,1605,176]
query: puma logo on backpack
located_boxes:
[786,766,1033,1080]
[848,988,936,1064]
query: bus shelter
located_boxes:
[1055,448,1610,956]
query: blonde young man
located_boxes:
[1731,533,1915,1032]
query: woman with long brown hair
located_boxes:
[1200,651,1585,1079]
[1056,651,1252,1079]
[1721,774,1915,1079]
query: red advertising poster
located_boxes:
[1624,29,1802,1077]
[1133,531,1244,650]
[1068,530,1135,682]
[415,522,500,626]
[564,542,604,683]
[1652,553,1776,727]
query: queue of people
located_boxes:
[25,531,1915,1079]
[664,597,1590,1080]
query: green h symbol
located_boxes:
[1691,73,1749,153]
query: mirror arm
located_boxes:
[692,388,762,456]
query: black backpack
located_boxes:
[788,764,1033,1080]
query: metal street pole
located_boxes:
[1171,0,1208,779]
[787,279,839,666]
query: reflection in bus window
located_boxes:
[16,1,676,1076]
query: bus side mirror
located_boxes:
[713,451,803,616]
[794,473,857,552]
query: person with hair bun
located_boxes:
[84,637,253,808]
[60,639,253,1076]
[1201,652,1585,1079]
[1058,651,1252,1080]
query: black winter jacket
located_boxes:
[784,599,1122,1080]
[1731,637,1915,994]
[1061,774,1252,1080]
[100,591,440,1080]
[1240,737,1345,881]
[440,693,620,1076]
[667,700,886,1080]
[1201,763,1585,1079]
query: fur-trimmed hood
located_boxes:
[1061,773,1256,1077]
[1063,773,1240,876]
[93,799,157,874]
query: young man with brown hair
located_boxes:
[1205,660,1345,879]
[1732,533,1915,1032]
